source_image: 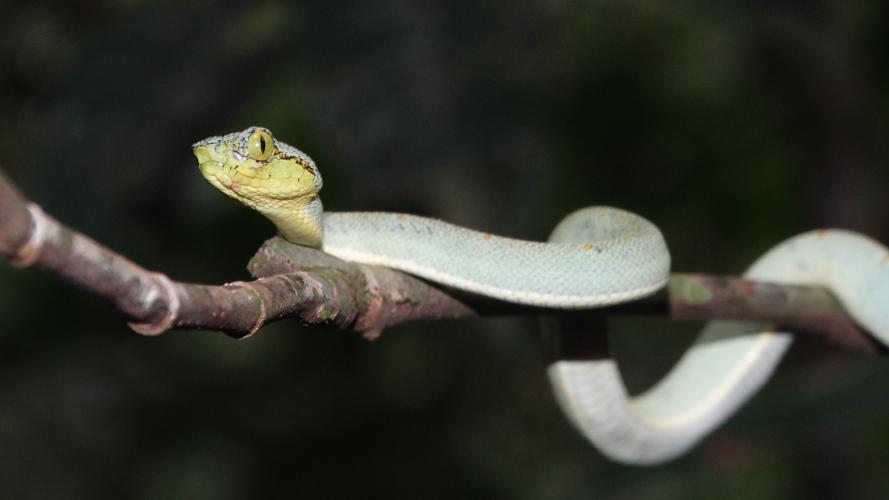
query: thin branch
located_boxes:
[0,168,880,353]
[616,274,880,354]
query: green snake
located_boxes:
[194,126,889,465]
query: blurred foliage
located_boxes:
[2,0,889,498]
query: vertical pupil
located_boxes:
[260,136,266,153]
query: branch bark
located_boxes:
[0,168,881,354]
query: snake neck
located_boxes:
[259,195,324,248]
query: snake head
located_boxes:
[193,126,325,247]
[193,126,322,202]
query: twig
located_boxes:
[0,168,880,353]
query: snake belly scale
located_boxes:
[194,126,889,465]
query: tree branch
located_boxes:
[0,168,881,353]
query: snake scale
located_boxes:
[194,126,889,465]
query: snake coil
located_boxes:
[195,126,889,464]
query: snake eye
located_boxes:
[247,129,274,161]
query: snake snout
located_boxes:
[192,145,236,196]
[192,144,213,165]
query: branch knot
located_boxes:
[128,272,180,336]
[11,203,49,268]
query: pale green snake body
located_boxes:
[194,126,889,465]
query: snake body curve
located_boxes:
[321,209,669,308]
[194,126,889,465]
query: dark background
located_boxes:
[2,1,889,498]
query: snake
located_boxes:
[193,126,889,465]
